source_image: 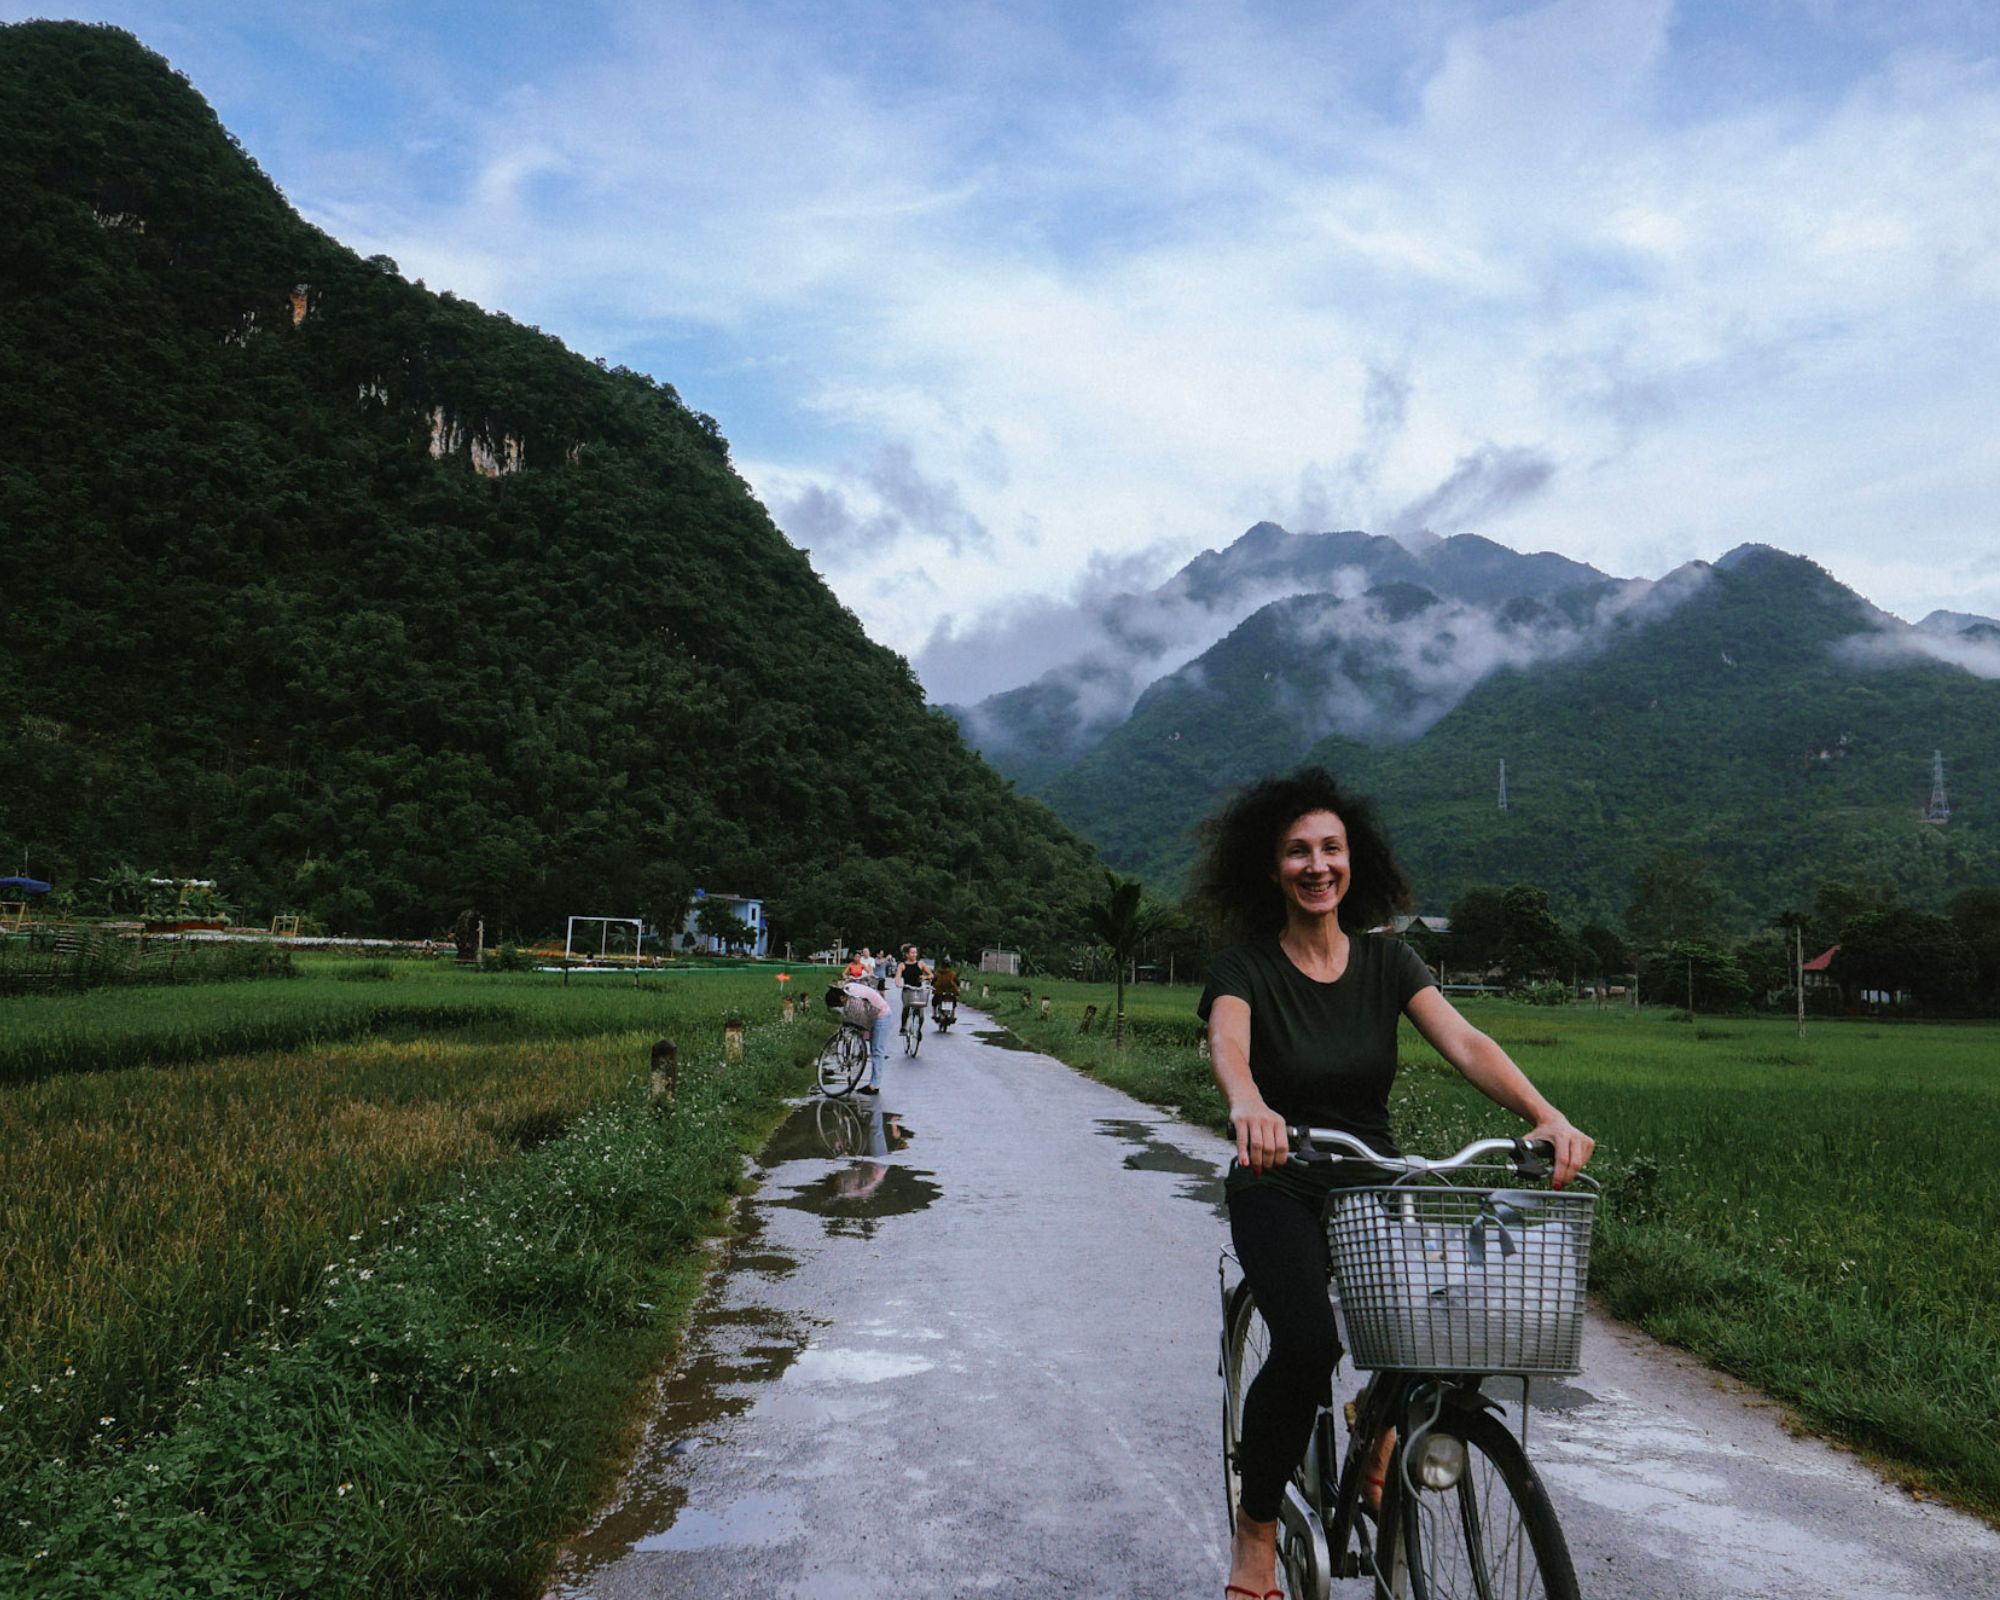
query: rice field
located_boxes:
[1,961,822,1453]
[996,978,2000,1520]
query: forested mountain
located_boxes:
[1032,544,2000,927]
[0,21,1101,948]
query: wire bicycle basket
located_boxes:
[1324,1177,1596,1375]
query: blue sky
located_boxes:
[9,1,2000,701]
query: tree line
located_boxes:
[1417,849,2000,1016]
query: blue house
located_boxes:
[681,888,769,957]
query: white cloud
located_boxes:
[93,0,2000,671]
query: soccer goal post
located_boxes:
[564,916,646,967]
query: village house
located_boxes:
[680,889,769,957]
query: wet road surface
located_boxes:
[545,1013,2000,1598]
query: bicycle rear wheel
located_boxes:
[1388,1407,1578,1600]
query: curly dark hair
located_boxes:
[1188,766,1414,943]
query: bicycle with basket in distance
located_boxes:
[1220,1127,1597,1600]
[815,986,874,1098]
[900,983,930,1056]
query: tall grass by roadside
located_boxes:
[0,965,818,1595]
[995,981,2000,1522]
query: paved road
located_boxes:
[544,1012,2000,1599]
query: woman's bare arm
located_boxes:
[1208,995,1289,1174]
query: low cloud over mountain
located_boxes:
[933,521,1632,777]
[1840,607,2000,681]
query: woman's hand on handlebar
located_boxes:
[1230,1099,1290,1176]
[1524,1113,1594,1189]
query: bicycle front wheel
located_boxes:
[816,1028,865,1097]
[902,1009,923,1056]
[1389,1407,1578,1600]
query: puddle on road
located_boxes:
[632,1491,803,1553]
[550,1199,814,1586]
[971,1027,1034,1052]
[554,1095,946,1588]
[762,1096,924,1166]
[769,1163,942,1229]
[1094,1116,1229,1216]
[1480,1373,1599,1414]
[758,1097,943,1231]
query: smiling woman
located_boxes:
[1187,764,1593,1600]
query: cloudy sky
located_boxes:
[12,1,2000,700]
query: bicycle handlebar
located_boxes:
[1282,1125,1555,1182]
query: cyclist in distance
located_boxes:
[1193,766,1593,1600]
[931,955,961,1022]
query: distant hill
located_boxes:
[1015,542,2000,926]
[0,20,1100,947]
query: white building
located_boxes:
[680,889,769,957]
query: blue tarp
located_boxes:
[0,876,52,895]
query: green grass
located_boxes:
[0,956,840,1084]
[0,964,823,1595]
[994,979,2000,1522]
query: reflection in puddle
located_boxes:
[756,1097,942,1232]
[971,1028,1034,1052]
[770,1164,942,1228]
[1094,1117,1228,1216]
[632,1491,802,1553]
[762,1096,918,1165]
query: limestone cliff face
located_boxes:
[427,406,527,477]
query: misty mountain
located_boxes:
[1036,545,2000,925]
[940,522,1618,785]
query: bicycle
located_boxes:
[815,989,874,1098]
[1219,1127,1596,1600]
[901,984,929,1056]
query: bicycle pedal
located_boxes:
[1343,1400,1358,1428]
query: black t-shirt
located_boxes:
[1198,936,1435,1192]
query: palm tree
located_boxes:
[1085,869,1159,1047]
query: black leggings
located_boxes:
[1230,1178,1340,1523]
